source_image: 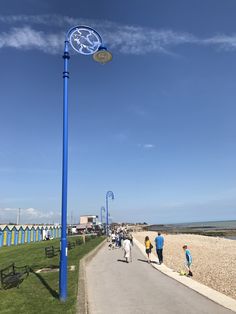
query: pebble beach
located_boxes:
[134,231,236,300]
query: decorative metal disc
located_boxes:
[68,26,102,55]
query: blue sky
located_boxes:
[1,0,236,224]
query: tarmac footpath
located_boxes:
[85,243,234,314]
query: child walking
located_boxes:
[183,244,193,277]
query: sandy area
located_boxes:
[134,231,236,300]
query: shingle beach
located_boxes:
[134,231,236,299]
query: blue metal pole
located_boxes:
[106,196,109,236]
[59,40,70,302]
[100,206,105,224]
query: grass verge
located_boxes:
[0,235,104,314]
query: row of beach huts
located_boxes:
[0,224,61,247]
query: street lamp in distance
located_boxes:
[105,191,115,236]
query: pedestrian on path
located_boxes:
[155,232,164,264]
[144,236,153,263]
[183,244,193,277]
[123,237,132,263]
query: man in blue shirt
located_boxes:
[155,232,164,264]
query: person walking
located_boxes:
[155,232,164,264]
[183,244,193,276]
[123,237,132,263]
[144,236,153,263]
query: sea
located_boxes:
[147,220,236,239]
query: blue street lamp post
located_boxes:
[105,191,115,236]
[60,25,112,302]
[100,206,105,224]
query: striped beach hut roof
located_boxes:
[7,225,15,231]
[0,225,7,230]
[21,225,30,230]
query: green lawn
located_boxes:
[0,236,104,314]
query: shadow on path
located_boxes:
[117,259,128,263]
[137,258,159,264]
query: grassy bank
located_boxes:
[0,235,104,314]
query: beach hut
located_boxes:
[38,226,43,241]
[0,225,6,247]
[2,226,10,246]
[14,226,20,245]
[18,226,24,244]
[8,225,16,246]
[35,226,40,241]
[49,226,54,239]
[53,226,57,238]
[33,226,37,242]
[2,226,8,246]
[55,226,58,238]
[28,225,34,243]
[0,230,3,247]
[24,226,30,243]
[7,227,12,246]
[21,226,25,244]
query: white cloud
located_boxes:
[138,143,155,149]
[0,15,236,55]
[0,26,63,54]
[0,207,59,224]
[203,34,236,51]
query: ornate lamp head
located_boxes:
[106,191,115,200]
[68,26,102,55]
[67,26,112,64]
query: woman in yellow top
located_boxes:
[145,236,153,263]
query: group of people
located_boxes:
[108,229,193,276]
[109,230,133,248]
[145,232,193,277]
[108,229,133,263]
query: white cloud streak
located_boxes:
[0,207,59,224]
[0,15,236,55]
[143,144,155,149]
[0,26,63,53]
[138,143,155,149]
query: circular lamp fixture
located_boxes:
[68,26,102,55]
[93,46,113,64]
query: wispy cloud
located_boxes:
[203,34,236,51]
[0,14,236,55]
[0,207,59,223]
[144,144,155,149]
[0,26,63,53]
[138,143,156,149]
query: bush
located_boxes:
[76,237,83,245]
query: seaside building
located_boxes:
[79,215,98,225]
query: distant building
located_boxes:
[80,215,98,225]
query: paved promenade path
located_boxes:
[86,243,233,314]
